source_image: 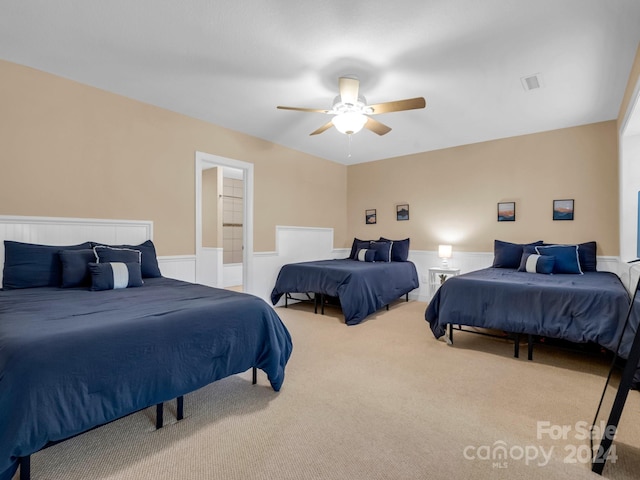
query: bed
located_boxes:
[270,237,419,326]
[424,240,631,358]
[0,218,293,480]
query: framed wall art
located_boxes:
[365,209,377,225]
[396,204,409,221]
[553,199,574,220]
[497,202,515,222]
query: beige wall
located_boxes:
[347,121,619,256]
[1,57,628,259]
[0,60,348,255]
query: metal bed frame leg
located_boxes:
[252,366,257,385]
[176,396,184,421]
[19,456,30,480]
[321,294,325,315]
[514,333,520,358]
[406,293,409,302]
[527,334,534,360]
[156,402,164,429]
[446,324,453,345]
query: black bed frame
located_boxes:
[446,324,535,360]
[18,367,258,480]
[283,291,409,316]
[446,324,615,363]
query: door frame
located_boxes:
[195,151,254,293]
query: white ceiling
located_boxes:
[1,1,639,165]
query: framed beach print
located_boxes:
[396,204,409,221]
[365,209,377,224]
[497,202,515,222]
[553,199,574,220]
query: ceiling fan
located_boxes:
[277,75,426,136]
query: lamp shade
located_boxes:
[332,112,367,135]
[438,244,452,259]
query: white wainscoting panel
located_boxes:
[223,263,243,288]
[196,247,223,288]
[408,250,495,302]
[251,226,344,303]
[158,255,196,283]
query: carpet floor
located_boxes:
[18,299,640,479]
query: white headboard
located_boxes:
[0,215,153,286]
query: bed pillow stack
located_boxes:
[1,239,161,291]
[492,240,544,269]
[495,239,597,275]
[348,237,410,262]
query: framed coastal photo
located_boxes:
[497,202,515,222]
[365,209,377,224]
[396,204,409,221]
[553,199,574,220]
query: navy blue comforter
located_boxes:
[0,277,292,480]
[425,268,630,352]
[270,259,419,325]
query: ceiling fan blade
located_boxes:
[310,121,334,136]
[367,97,426,115]
[339,76,360,105]
[277,106,330,113]
[364,117,392,136]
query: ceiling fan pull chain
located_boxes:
[347,133,352,158]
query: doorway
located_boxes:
[195,151,254,293]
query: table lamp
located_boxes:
[438,244,452,268]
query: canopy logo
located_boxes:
[463,420,618,469]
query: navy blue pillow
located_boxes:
[492,240,544,269]
[542,241,597,272]
[348,238,374,259]
[535,245,582,274]
[92,240,161,278]
[2,240,92,289]
[379,237,410,262]
[518,253,555,274]
[355,248,376,262]
[369,240,393,262]
[93,246,142,264]
[578,241,597,272]
[59,249,96,288]
[88,262,143,291]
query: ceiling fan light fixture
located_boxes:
[332,112,367,135]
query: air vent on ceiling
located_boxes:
[521,73,544,91]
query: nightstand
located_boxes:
[428,267,460,299]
